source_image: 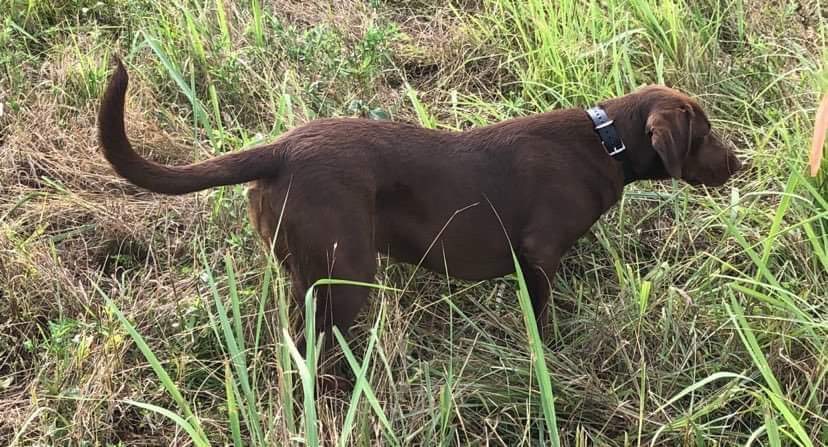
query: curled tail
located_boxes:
[98,56,280,194]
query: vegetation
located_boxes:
[1,0,825,445]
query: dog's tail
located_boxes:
[98,56,280,195]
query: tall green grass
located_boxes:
[97,250,562,446]
[1,0,825,445]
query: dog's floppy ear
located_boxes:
[646,107,693,178]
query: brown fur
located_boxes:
[99,58,741,385]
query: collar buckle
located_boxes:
[586,105,634,184]
[586,106,627,159]
[604,142,626,157]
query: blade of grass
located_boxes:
[512,252,560,446]
[284,328,318,447]
[305,279,402,444]
[214,0,232,49]
[757,173,798,279]
[96,286,209,445]
[276,264,296,435]
[144,33,213,135]
[123,400,210,447]
[765,405,782,447]
[8,407,46,447]
[405,84,436,129]
[200,250,264,445]
[334,311,400,446]
[654,371,750,413]
[224,255,245,356]
[726,297,813,447]
[252,256,273,387]
[225,362,243,447]
[250,0,265,47]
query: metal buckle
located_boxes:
[605,142,626,157]
[594,119,614,129]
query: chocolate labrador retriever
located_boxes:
[98,58,740,376]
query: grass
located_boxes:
[1,0,826,445]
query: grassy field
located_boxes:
[1,0,827,445]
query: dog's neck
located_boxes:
[584,105,635,185]
[599,96,671,185]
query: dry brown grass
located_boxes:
[0,3,477,441]
[1,46,213,440]
[1,0,825,445]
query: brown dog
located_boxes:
[99,59,740,374]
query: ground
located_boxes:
[1,0,826,446]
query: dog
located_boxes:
[98,58,741,385]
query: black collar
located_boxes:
[585,106,635,185]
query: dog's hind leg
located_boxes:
[518,238,564,340]
[288,211,377,393]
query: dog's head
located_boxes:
[637,86,741,187]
